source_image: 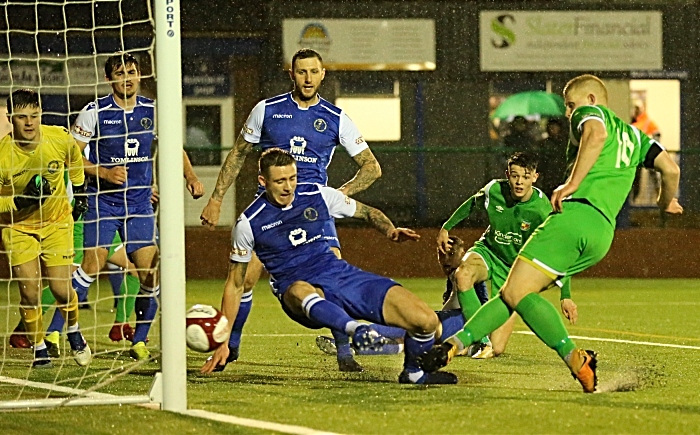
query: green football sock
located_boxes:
[514,293,576,360]
[115,274,140,323]
[457,288,482,321]
[40,286,56,315]
[454,295,512,348]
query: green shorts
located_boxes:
[73,219,123,266]
[467,240,510,298]
[519,201,614,278]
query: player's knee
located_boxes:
[285,281,316,302]
[499,284,519,308]
[454,266,476,291]
[408,308,439,335]
[137,269,157,288]
[492,341,507,356]
[243,275,257,292]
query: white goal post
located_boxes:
[155,0,188,412]
[0,0,187,411]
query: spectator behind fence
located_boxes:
[503,116,536,155]
[535,118,569,197]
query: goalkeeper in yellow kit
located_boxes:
[1,89,91,368]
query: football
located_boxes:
[185,304,229,353]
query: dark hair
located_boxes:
[508,152,538,172]
[546,118,564,129]
[7,88,40,114]
[291,48,323,70]
[259,148,296,177]
[448,236,464,253]
[104,52,140,79]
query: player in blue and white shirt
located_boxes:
[57,53,204,361]
[201,149,457,384]
[199,48,382,371]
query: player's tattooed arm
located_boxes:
[211,135,253,202]
[201,135,253,229]
[353,201,420,243]
[338,148,381,196]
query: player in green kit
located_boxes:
[421,74,682,393]
[438,152,576,359]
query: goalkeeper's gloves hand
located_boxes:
[14,174,52,210]
[72,183,88,220]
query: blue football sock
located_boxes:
[108,268,125,308]
[301,294,355,332]
[371,323,406,340]
[356,342,403,355]
[72,267,94,303]
[437,309,466,339]
[331,329,353,359]
[132,285,159,344]
[403,331,435,374]
[474,281,489,305]
[108,269,125,298]
[47,308,66,335]
[47,268,93,334]
[228,290,252,348]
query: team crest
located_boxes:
[290,136,307,154]
[140,117,153,130]
[314,118,327,132]
[304,207,318,221]
[47,160,61,174]
[520,221,531,231]
[289,228,308,246]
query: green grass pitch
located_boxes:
[1,278,699,434]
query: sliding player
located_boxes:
[202,149,456,384]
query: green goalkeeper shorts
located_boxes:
[467,240,510,298]
[73,219,123,266]
[518,200,614,279]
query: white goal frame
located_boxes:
[0,0,187,412]
[155,0,188,412]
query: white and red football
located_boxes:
[185,304,229,353]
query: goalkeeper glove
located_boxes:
[14,174,52,210]
[72,183,88,220]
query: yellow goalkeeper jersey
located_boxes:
[0,125,85,230]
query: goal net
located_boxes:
[0,0,185,410]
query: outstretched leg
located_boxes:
[382,285,457,384]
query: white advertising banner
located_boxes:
[480,11,663,71]
[283,19,436,71]
[0,55,138,95]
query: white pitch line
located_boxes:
[514,331,700,350]
[575,301,700,306]
[183,409,344,435]
[0,376,344,435]
[0,375,118,399]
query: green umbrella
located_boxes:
[491,91,565,119]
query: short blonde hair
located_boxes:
[563,74,608,105]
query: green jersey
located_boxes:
[566,105,643,223]
[636,134,664,169]
[442,179,553,266]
